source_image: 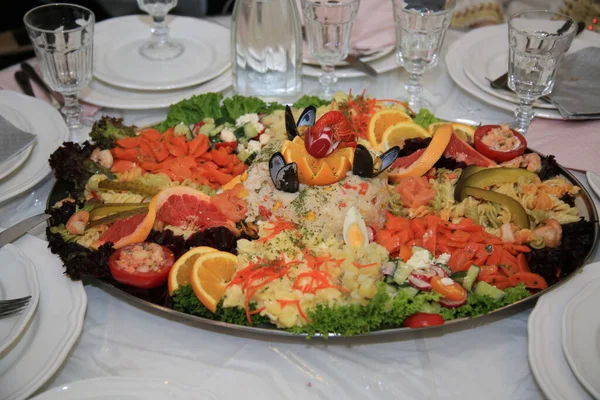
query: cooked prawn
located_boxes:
[522,153,541,173]
[533,193,554,211]
[66,211,90,235]
[90,148,114,169]
[54,197,75,208]
[532,218,562,248]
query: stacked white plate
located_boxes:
[80,15,233,110]
[302,45,399,78]
[446,24,600,120]
[528,261,600,399]
[0,234,86,400]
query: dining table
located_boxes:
[0,14,599,400]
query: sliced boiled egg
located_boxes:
[343,207,369,248]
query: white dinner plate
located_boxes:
[528,261,600,400]
[303,46,399,78]
[562,278,600,399]
[0,244,40,355]
[93,15,231,91]
[0,91,68,205]
[463,24,600,110]
[80,70,232,110]
[30,377,213,400]
[446,27,600,120]
[0,103,35,181]
[303,45,395,67]
[586,171,600,200]
[0,234,87,400]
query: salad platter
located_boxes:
[44,91,598,338]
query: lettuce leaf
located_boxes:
[222,95,284,121]
[292,95,330,109]
[155,93,224,131]
[413,108,440,129]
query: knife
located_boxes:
[344,54,379,77]
[19,62,64,109]
[14,71,34,97]
[0,213,51,248]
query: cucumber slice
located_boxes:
[243,123,259,139]
[397,285,419,298]
[474,281,505,301]
[450,271,467,284]
[385,284,398,297]
[462,264,481,292]
[197,123,215,136]
[393,261,413,285]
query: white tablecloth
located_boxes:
[1,17,599,400]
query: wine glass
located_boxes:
[137,0,184,61]
[507,10,576,134]
[23,4,95,143]
[391,0,455,111]
[301,0,360,100]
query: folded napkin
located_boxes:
[0,115,37,165]
[547,46,600,119]
[526,118,600,175]
[0,65,100,117]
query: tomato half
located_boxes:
[402,313,445,328]
[431,276,468,301]
[473,125,527,163]
[108,242,175,289]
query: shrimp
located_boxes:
[54,197,75,208]
[522,153,541,173]
[532,218,562,248]
[533,192,554,211]
[90,148,114,169]
[66,211,90,235]
[500,156,523,169]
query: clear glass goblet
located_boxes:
[301,0,360,100]
[137,0,184,61]
[392,0,455,111]
[508,10,576,134]
[23,4,95,143]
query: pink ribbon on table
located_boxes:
[0,65,101,117]
[526,118,600,175]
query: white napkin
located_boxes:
[0,115,37,165]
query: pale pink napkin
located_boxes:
[0,65,101,117]
[526,118,600,175]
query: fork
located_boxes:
[0,296,32,317]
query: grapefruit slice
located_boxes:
[388,124,453,183]
[150,186,235,232]
[190,251,238,313]
[443,132,497,167]
[168,246,218,295]
[92,210,156,250]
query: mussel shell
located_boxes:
[297,106,316,128]
[275,162,299,193]
[285,105,300,140]
[352,144,375,178]
[373,146,400,176]
[269,152,287,184]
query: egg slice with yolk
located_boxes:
[343,207,369,248]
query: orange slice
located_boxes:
[388,123,453,183]
[168,246,218,295]
[381,121,431,150]
[428,122,477,144]
[367,108,411,148]
[190,251,238,313]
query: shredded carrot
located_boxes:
[257,216,297,242]
[353,262,378,269]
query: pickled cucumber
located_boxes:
[87,207,149,229]
[89,203,149,220]
[97,180,161,196]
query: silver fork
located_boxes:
[0,296,32,317]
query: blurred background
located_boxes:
[0,0,235,70]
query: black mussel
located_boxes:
[352,144,401,178]
[275,163,299,193]
[269,152,286,184]
[285,105,300,140]
[269,152,300,193]
[297,106,316,128]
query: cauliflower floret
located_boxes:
[220,128,236,142]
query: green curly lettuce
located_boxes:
[89,116,137,149]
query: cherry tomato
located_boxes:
[431,276,468,301]
[473,125,527,162]
[402,312,445,328]
[108,242,175,289]
[305,111,353,158]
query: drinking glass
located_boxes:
[508,10,576,134]
[302,0,360,100]
[137,0,184,61]
[23,4,95,143]
[392,0,455,111]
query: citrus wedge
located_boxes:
[428,122,476,144]
[168,246,218,295]
[367,108,412,148]
[381,121,431,150]
[91,208,156,250]
[388,124,453,183]
[190,251,238,313]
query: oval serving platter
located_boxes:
[45,152,599,339]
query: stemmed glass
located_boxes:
[391,0,455,111]
[507,11,576,134]
[23,4,95,143]
[137,0,184,61]
[301,0,360,100]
